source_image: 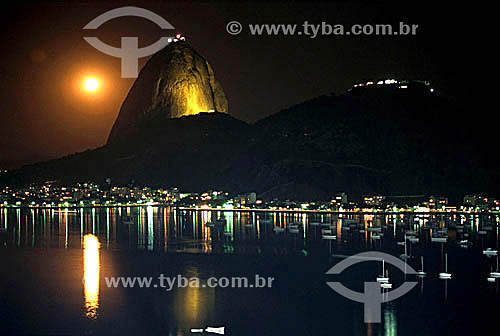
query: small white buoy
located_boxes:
[190,328,203,333]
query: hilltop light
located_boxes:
[172,33,186,42]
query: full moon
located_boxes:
[84,78,99,92]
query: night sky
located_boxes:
[0,0,493,169]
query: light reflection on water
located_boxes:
[383,303,397,336]
[1,207,500,335]
[83,234,100,319]
[1,206,500,260]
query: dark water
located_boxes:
[0,207,499,335]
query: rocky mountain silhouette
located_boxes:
[108,41,228,143]
[1,43,497,202]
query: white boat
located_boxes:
[437,228,448,235]
[321,229,332,234]
[371,234,382,240]
[273,227,285,233]
[458,240,471,248]
[191,326,225,335]
[400,234,410,260]
[408,237,419,243]
[483,248,498,257]
[380,283,393,289]
[439,253,452,279]
[322,235,337,240]
[417,256,426,277]
[309,222,320,227]
[487,277,496,282]
[490,257,500,278]
[366,227,382,232]
[439,273,452,280]
[288,228,299,234]
[207,219,225,228]
[223,232,232,236]
[431,237,447,243]
[377,260,389,283]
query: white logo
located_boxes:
[83,6,175,78]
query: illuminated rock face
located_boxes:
[107,41,228,143]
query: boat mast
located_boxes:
[404,234,408,255]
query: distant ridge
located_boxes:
[2,85,497,202]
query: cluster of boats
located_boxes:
[325,215,500,288]
[205,219,233,237]
[484,249,500,282]
[205,216,340,240]
[116,212,499,285]
[283,221,338,240]
[374,250,500,290]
